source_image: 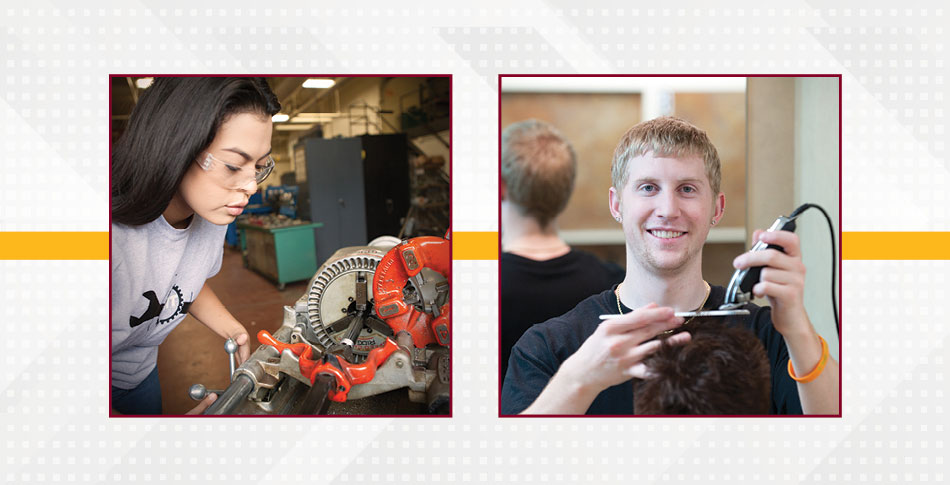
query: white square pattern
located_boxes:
[2,3,947,483]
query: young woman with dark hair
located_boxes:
[110,77,281,415]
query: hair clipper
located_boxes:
[720,213,799,309]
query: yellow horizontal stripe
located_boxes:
[452,231,499,260]
[0,232,109,260]
[0,231,946,261]
[843,232,950,260]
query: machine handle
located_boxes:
[341,338,399,385]
[259,329,399,403]
[306,338,400,402]
[257,330,313,358]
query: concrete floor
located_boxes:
[156,245,431,415]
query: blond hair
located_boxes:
[501,119,577,227]
[611,116,721,197]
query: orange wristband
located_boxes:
[787,335,829,383]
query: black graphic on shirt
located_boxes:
[129,285,193,328]
[158,285,187,325]
[129,291,163,328]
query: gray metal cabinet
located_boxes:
[302,135,409,264]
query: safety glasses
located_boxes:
[196,152,275,189]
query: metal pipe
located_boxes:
[203,374,255,415]
[295,375,335,415]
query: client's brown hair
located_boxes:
[634,322,771,415]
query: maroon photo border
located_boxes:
[496,73,843,419]
[109,74,453,418]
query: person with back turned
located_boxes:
[500,119,623,381]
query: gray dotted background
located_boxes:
[1,2,946,483]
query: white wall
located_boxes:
[794,77,841,358]
[323,77,383,138]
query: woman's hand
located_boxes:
[189,284,252,365]
[227,329,251,365]
[185,393,217,415]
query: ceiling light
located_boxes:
[272,113,290,122]
[275,124,316,131]
[135,77,154,89]
[290,112,340,122]
[303,78,335,89]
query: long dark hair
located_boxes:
[111,77,281,225]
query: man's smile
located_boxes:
[648,229,687,240]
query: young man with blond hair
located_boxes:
[501,116,839,415]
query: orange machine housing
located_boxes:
[373,236,451,347]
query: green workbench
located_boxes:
[237,221,323,290]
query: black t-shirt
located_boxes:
[500,285,803,415]
[501,250,624,380]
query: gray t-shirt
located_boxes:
[111,215,226,389]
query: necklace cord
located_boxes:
[614,282,711,333]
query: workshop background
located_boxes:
[2,1,949,484]
[501,75,841,359]
[110,76,451,414]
